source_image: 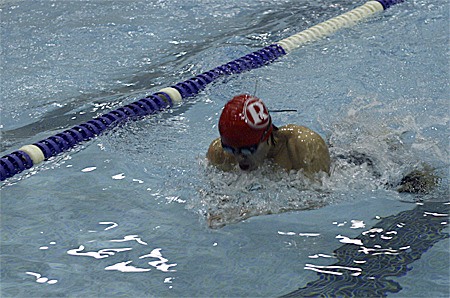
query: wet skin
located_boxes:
[207,124,331,176]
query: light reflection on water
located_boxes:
[65,221,177,274]
[67,245,133,259]
[287,203,449,289]
[304,263,362,277]
[26,272,58,285]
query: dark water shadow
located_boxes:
[281,201,449,297]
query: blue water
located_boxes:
[1,0,449,297]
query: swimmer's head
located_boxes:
[219,94,273,170]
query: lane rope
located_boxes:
[0,0,404,181]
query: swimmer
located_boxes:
[206,94,439,194]
[207,94,330,176]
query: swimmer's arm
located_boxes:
[206,138,237,171]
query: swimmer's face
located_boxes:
[222,140,270,171]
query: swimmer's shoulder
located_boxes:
[276,124,319,138]
[277,124,328,149]
[274,124,331,174]
[207,138,224,162]
[206,138,236,171]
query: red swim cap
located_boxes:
[219,94,273,148]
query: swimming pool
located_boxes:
[1,0,448,297]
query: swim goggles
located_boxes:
[221,120,273,156]
[221,142,259,156]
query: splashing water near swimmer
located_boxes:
[198,94,444,228]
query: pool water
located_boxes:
[1,0,448,297]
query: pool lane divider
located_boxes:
[0,0,403,181]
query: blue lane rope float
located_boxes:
[0,0,403,181]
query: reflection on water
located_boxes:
[110,234,148,245]
[105,261,151,273]
[304,263,362,277]
[99,221,119,230]
[67,245,133,259]
[39,241,56,250]
[140,248,178,272]
[278,231,320,237]
[308,253,335,259]
[26,272,58,285]
[111,173,126,180]
[350,220,365,229]
[66,222,177,274]
[281,202,449,297]
[335,235,363,246]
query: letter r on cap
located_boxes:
[246,101,268,127]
